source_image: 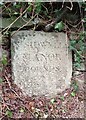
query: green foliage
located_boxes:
[35,2,42,14]
[27,6,32,12]
[14,4,21,9]
[70,81,79,97]
[19,108,25,113]
[71,81,79,92]
[6,110,13,118]
[80,2,86,29]
[2,55,8,66]
[55,21,64,31]
[50,98,55,104]
[71,91,76,97]
[59,96,64,101]
[80,2,86,8]
[0,78,3,84]
[69,40,76,51]
[69,32,86,69]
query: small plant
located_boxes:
[70,81,79,97]
[59,96,65,101]
[69,32,86,69]
[71,81,79,92]
[19,108,25,113]
[50,98,55,104]
[0,78,3,84]
[5,110,13,118]
[71,91,76,97]
[35,2,42,14]
[2,55,8,66]
[54,21,64,31]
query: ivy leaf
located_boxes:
[50,98,55,104]
[69,45,75,50]
[74,84,79,92]
[72,81,79,92]
[71,91,76,97]
[20,108,24,113]
[15,4,21,8]
[6,110,13,118]
[14,12,19,15]
[2,55,8,66]
[74,62,81,69]
[35,3,42,14]
[70,40,76,46]
[55,21,64,31]
[59,96,64,101]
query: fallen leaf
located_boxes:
[29,102,34,108]
[50,98,55,104]
[71,92,76,97]
[6,110,13,118]
[20,108,25,113]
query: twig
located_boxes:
[11,88,24,102]
[42,4,48,14]
[22,104,36,118]
[75,69,86,72]
[4,5,30,32]
[4,72,36,118]
[1,97,10,110]
[11,14,37,37]
[5,80,23,102]
[4,71,24,102]
[45,7,68,31]
[73,48,85,59]
[4,74,11,89]
[0,5,31,38]
[21,17,29,23]
[0,3,12,14]
[62,0,73,11]
[66,20,82,28]
[66,0,73,11]
[78,2,84,32]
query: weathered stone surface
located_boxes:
[11,31,72,97]
[0,18,33,29]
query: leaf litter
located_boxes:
[0,36,85,119]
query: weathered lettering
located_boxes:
[11,31,72,97]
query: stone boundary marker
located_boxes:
[11,31,72,98]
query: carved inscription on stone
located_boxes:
[12,31,72,97]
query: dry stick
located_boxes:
[0,3,12,14]
[21,17,29,23]
[4,5,30,32]
[42,4,48,14]
[4,74,23,102]
[4,72,36,118]
[11,14,37,37]
[11,87,36,118]
[22,104,36,118]
[0,5,31,38]
[4,70,24,101]
[1,97,10,110]
[78,2,84,32]
[62,0,73,10]
[4,74,11,89]
[66,20,82,28]
[45,7,68,32]
[66,0,73,11]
